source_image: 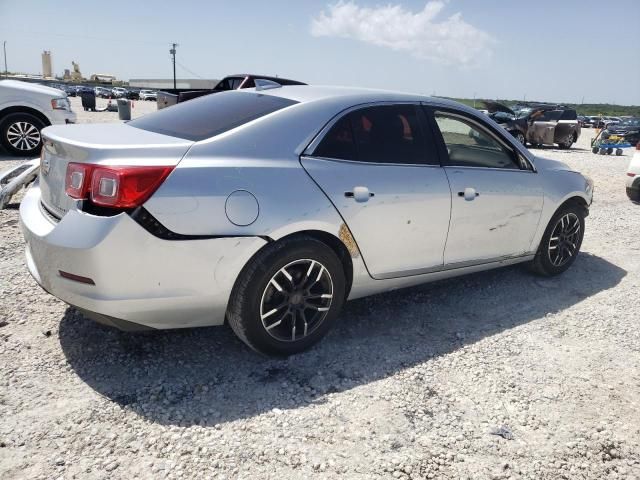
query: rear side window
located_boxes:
[560,109,577,120]
[313,115,357,161]
[535,110,563,122]
[128,91,298,141]
[313,104,437,165]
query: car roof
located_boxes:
[227,74,306,85]
[243,85,464,111]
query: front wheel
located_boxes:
[529,203,585,276]
[0,112,46,156]
[227,236,346,356]
[513,131,526,145]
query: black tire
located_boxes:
[511,131,526,145]
[0,112,46,156]
[557,133,575,150]
[529,203,585,276]
[227,236,346,356]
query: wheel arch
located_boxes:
[241,229,355,301]
[0,106,52,128]
[557,194,590,217]
[273,230,354,299]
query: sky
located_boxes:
[1,0,639,105]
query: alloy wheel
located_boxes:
[516,132,526,144]
[6,121,41,151]
[260,259,334,342]
[548,213,581,267]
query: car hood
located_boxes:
[0,79,66,98]
[532,156,573,173]
[482,100,515,116]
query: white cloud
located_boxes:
[311,1,494,67]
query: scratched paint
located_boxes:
[339,223,360,258]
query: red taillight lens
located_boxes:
[65,163,94,199]
[90,165,174,208]
[628,173,636,177]
[65,163,173,208]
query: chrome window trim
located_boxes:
[443,165,537,174]
[300,154,443,170]
[428,107,537,173]
[303,101,438,166]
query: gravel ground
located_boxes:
[0,107,639,480]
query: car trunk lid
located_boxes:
[39,123,193,219]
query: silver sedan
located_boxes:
[20,85,594,355]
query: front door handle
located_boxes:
[458,187,479,201]
[345,186,375,203]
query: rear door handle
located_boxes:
[458,187,479,201]
[345,186,375,202]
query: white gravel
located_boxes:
[1,106,639,479]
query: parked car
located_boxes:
[0,79,76,156]
[94,87,112,98]
[156,74,307,109]
[139,90,157,101]
[111,87,127,98]
[63,85,77,97]
[626,142,640,202]
[484,101,581,149]
[606,117,640,146]
[20,86,593,355]
[126,90,140,100]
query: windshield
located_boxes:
[128,90,298,141]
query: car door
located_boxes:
[528,110,561,145]
[554,109,580,144]
[301,103,451,279]
[427,107,544,265]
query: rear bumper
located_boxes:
[19,182,267,329]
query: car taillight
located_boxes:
[65,163,94,199]
[65,163,174,208]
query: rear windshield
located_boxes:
[128,91,298,141]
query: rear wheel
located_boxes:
[227,236,346,356]
[529,203,585,276]
[558,133,575,149]
[513,131,526,145]
[0,112,46,156]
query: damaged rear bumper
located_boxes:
[19,182,268,329]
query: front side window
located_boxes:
[433,113,520,169]
[313,104,436,165]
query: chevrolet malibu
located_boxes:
[20,85,593,355]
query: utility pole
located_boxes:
[3,41,7,78]
[169,43,177,89]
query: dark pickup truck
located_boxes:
[484,101,581,149]
[157,74,306,109]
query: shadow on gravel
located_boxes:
[58,252,625,426]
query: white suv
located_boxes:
[626,142,640,202]
[0,80,76,156]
